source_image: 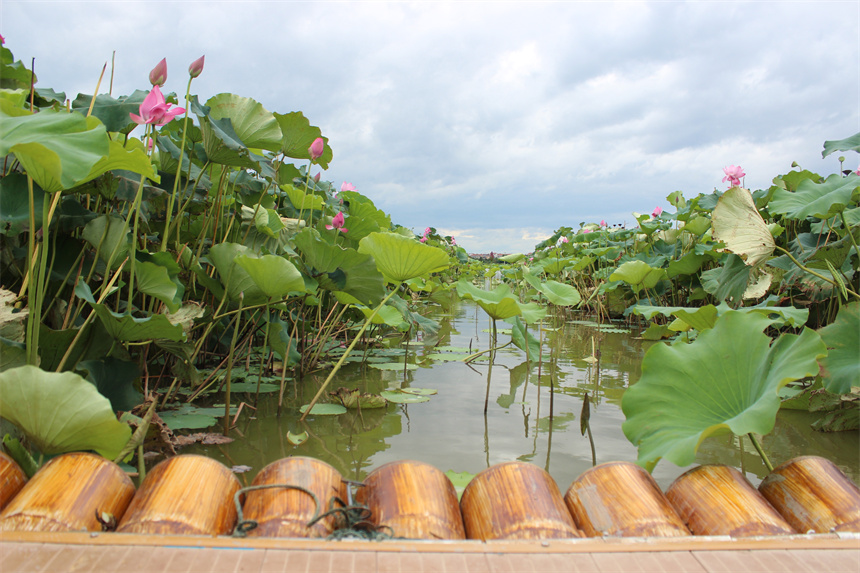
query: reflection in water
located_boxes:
[184,297,860,491]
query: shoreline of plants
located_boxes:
[0,41,856,480]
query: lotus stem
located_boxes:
[747,432,774,473]
[300,288,400,421]
[223,292,244,436]
[775,246,860,301]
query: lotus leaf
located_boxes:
[275,111,332,168]
[822,131,860,157]
[0,100,109,192]
[769,173,859,220]
[329,387,388,409]
[235,254,305,300]
[817,302,859,394]
[0,365,131,459]
[359,232,450,284]
[456,279,521,320]
[712,187,776,267]
[610,261,666,293]
[622,311,826,471]
[299,403,348,415]
[380,390,431,403]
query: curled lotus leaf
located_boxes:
[0,365,131,459]
[621,311,826,471]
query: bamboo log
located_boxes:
[116,455,240,535]
[460,461,583,540]
[666,464,795,537]
[355,460,466,540]
[242,457,345,538]
[759,455,860,533]
[0,452,134,532]
[564,461,689,537]
[0,452,27,511]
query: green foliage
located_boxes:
[621,312,826,471]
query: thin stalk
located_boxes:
[300,288,400,421]
[747,432,774,472]
[223,293,244,436]
[162,75,195,252]
[775,246,860,300]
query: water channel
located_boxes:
[185,294,860,491]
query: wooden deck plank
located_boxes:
[1,533,858,573]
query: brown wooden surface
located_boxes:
[355,459,465,540]
[760,455,860,533]
[243,456,345,538]
[116,454,239,536]
[0,452,134,533]
[460,461,583,541]
[667,464,795,537]
[564,461,690,537]
[0,452,27,511]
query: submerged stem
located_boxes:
[747,432,774,473]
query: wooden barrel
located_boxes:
[759,456,860,533]
[460,461,583,540]
[665,464,795,537]
[0,452,134,532]
[242,457,345,538]
[117,455,240,535]
[564,461,689,537]
[0,452,27,511]
[355,460,465,540]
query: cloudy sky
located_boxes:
[3,1,858,253]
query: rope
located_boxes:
[230,479,396,540]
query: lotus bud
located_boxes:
[188,55,205,79]
[149,58,167,87]
[309,137,324,161]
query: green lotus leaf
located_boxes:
[359,232,450,284]
[380,390,431,403]
[71,90,148,134]
[621,311,826,471]
[509,316,542,361]
[205,93,283,152]
[712,186,776,268]
[0,365,131,459]
[90,304,186,342]
[822,131,860,157]
[344,199,391,242]
[538,280,582,307]
[456,279,521,320]
[667,252,710,278]
[295,229,385,306]
[769,173,859,220]
[610,261,666,293]
[135,252,184,313]
[235,254,305,300]
[81,214,130,271]
[299,403,348,415]
[275,111,332,169]
[287,430,308,445]
[369,362,419,371]
[283,184,324,211]
[817,302,859,394]
[0,172,44,236]
[207,242,266,305]
[0,100,109,192]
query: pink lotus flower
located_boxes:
[0,34,5,45]
[326,212,348,233]
[556,236,569,246]
[419,236,427,243]
[652,206,663,218]
[129,86,186,126]
[313,172,321,183]
[855,166,860,176]
[423,227,432,236]
[309,137,325,160]
[582,228,592,234]
[149,58,167,87]
[341,182,356,193]
[722,165,745,187]
[188,56,205,79]
[600,220,607,227]
[450,237,456,245]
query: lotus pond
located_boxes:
[1,44,858,492]
[180,297,859,490]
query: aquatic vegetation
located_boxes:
[0,36,856,478]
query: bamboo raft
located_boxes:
[1,451,858,572]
